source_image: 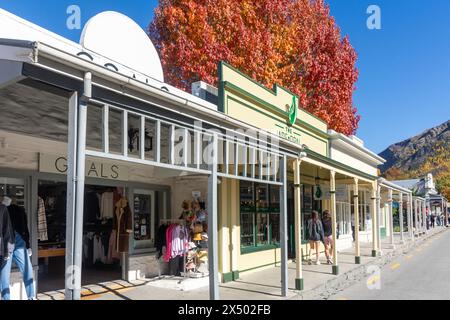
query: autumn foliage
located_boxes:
[149,0,360,135]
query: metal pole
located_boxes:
[65,92,78,300]
[207,133,219,300]
[293,159,303,290]
[353,178,360,264]
[279,155,288,297]
[399,193,404,243]
[65,72,91,300]
[330,171,338,275]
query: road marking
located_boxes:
[367,275,380,286]
[337,297,350,301]
[405,255,413,260]
[391,263,401,270]
[416,248,422,252]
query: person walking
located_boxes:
[322,210,333,265]
[307,211,325,265]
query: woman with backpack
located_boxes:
[307,211,325,265]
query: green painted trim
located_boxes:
[222,272,234,283]
[239,261,281,273]
[226,94,329,146]
[295,278,304,291]
[355,256,361,264]
[305,149,378,181]
[241,244,279,255]
[380,227,387,238]
[332,265,339,275]
[232,270,240,281]
[372,250,377,257]
[219,61,328,126]
[224,82,330,139]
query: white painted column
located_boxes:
[371,183,378,257]
[330,171,339,275]
[293,159,304,290]
[422,200,427,234]
[399,193,404,243]
[388,189,395,247]
[376,183,382,255]
[407,193,414,241]
[354,178,361,264]
[414,198,419,237]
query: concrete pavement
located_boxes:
[330,227,450,300]
[37,226,448,300]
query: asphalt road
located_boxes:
[330,228,450,300]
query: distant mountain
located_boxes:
[378,120,450,199]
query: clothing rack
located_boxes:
[160,218,184,225]
[158,218,190,281]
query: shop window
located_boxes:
[86,103,103,151]
[187,130,197,169]
[159,123,171,164]
[217,137,226,173]
[239,181,280,253]
[336,202,351,235]
[127,113,141,158]
[144,118,156,161]
[200,133,213,170]
[133,190,155,250]
[109,108,124,155]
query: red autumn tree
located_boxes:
[149,0,360,135]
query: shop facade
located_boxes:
[1,9,426,300]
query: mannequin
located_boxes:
[0,196,35,300]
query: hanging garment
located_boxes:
[84,192,101,223]
[37,197,48,241]
[0,204,15,268]
[100,192,114,219]
[163,224,175,262]
[113,198,132,253]
[155,224,168,259]
[170,225,189,259]
[93,235,105,264]
[8,204,31,249]
[108,230,120,261]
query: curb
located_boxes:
[288,227,448,300]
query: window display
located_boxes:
[239,181,280,252]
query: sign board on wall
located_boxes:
[39,153,129,181]
[218,62,329,156]
[314,185,348,202]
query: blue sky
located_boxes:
[1,0,449,153]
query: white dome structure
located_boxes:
[80,11,164,82]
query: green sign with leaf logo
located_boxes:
[288,95,298,125]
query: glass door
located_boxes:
[133,189,155,250]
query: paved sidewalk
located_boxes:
[37,226,448,300]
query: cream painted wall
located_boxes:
[330,147,378,176]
